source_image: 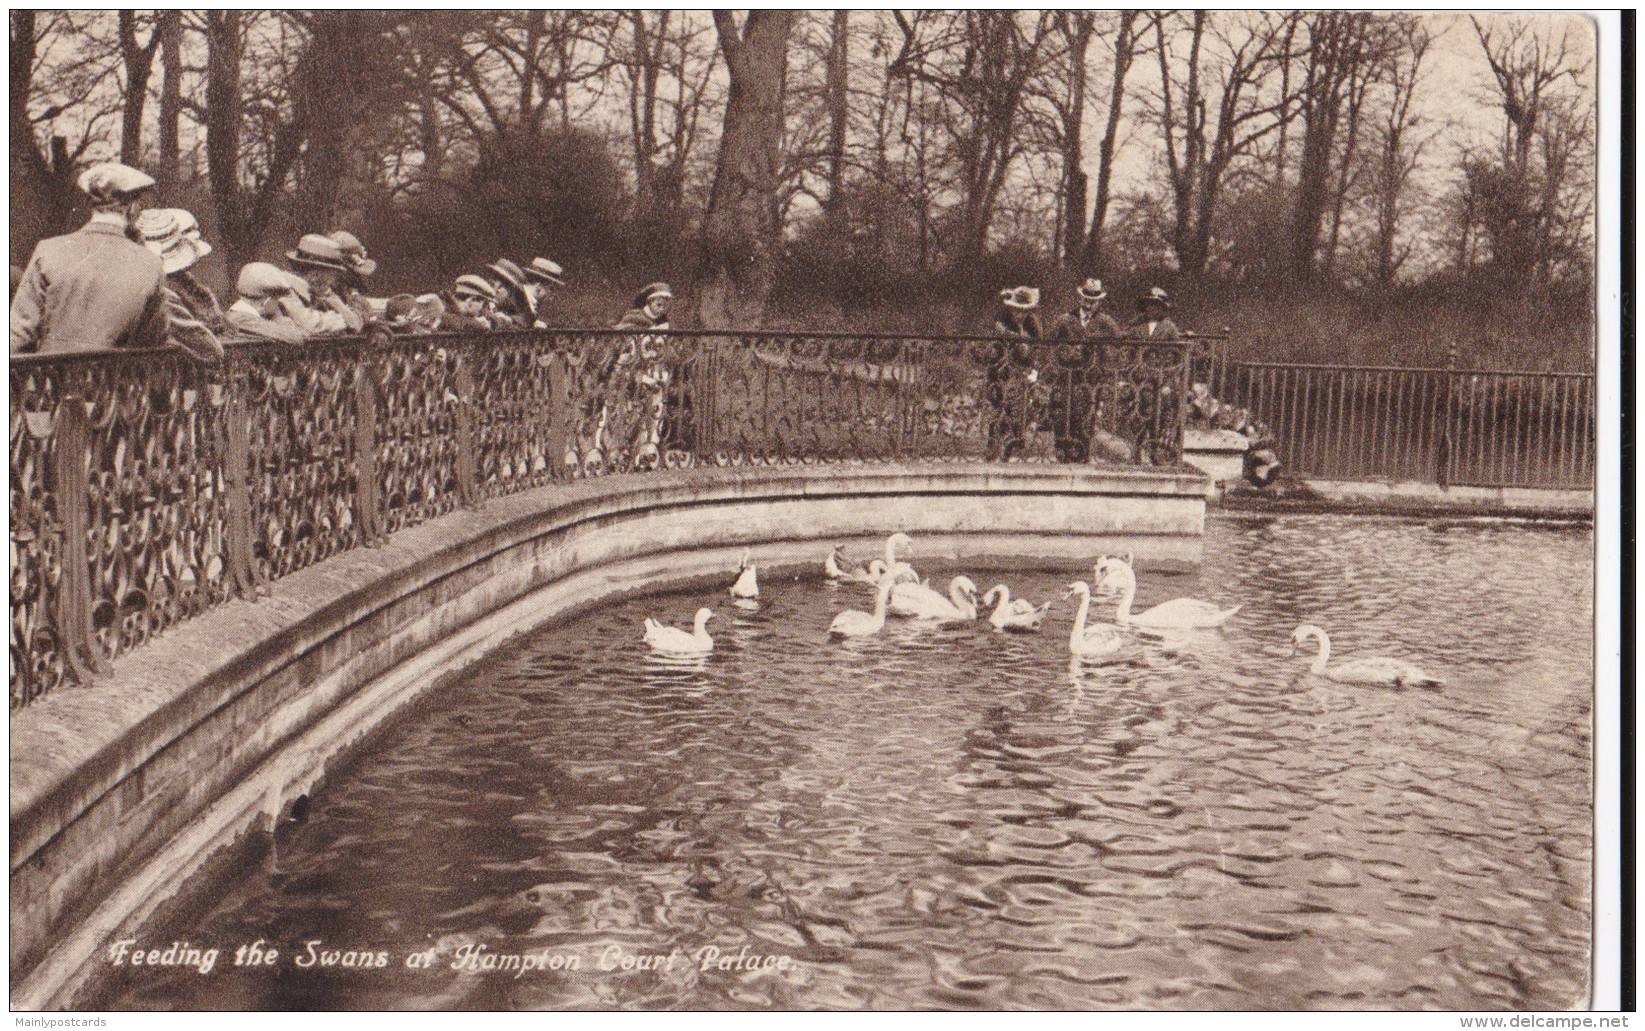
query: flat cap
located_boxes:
[237,262,297,299]
[77,162,156,202]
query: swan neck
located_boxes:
[1310,629,1330,673]
[1070,589,1090,648]
[1114,581,1135,623]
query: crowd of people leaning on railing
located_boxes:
[8,161,1277,483]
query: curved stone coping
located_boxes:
[10,460,1205,1006]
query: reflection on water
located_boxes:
[93,515,1593,1011]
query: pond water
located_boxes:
[93,514,1593,1011]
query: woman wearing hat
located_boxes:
[484,259,534,329]
[1046,278,1122,462]
[284,233,365,335]
[521,258,566,328]
[986,286,1044,461]
[329,230,387,324]
[1127,286,1181,341]
[135,208,225,361]
[598,281,678,468]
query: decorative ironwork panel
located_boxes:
[370,340,463,534]
[467,332,564,496]
[11,364,68,708]
[234,344,362,582]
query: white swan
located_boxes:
[728,548,758,599]
[1064,581,1133,657]
[883,531,918,582]
[890,575,979,622]
[644,608,714,655]
[981,584,1051,632]
[1093,554,1241,630]
[829,572,897,638]
[1291,624,1444,687]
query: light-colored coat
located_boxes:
[10,219,168,354]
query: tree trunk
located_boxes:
[1082,10,1139,271]
[824,9,850,210]
[118,11,160,166]
[10,11,78,261]
[156,10,182,187]
[699,10,796,329]
[205,12,250,269]
[1057,12,1093,266]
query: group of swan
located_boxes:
[643,533,1444,686]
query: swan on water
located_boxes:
[824,545,859,581]
[829,571,897,638]
[1093,554,1240,630]
[728,548,758,600]
[1064,581,1133,657]
[883,532,918,583]
[644,608,715,655]
[981,584,1051,632]
[890,575,979,622]
[1290,624,1444,687]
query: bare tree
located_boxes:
[1153,11,1292,278]
[1082,10,1145,271]
[1369,18,1433,286]
[699,10,796,327]
[115,11,161,165]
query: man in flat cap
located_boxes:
[10,162,169,355]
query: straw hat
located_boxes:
[134,209,211,275]
[286,233,351,272]
[1077,278,1108,302]
[524,257,566,286]
[1002,286,1040,310]
[454,274,497,302]
[329,230,378,278]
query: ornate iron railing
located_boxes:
[9,328,1192,710]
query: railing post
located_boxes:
[354,366,383,544]
[1438,343,1457,489]
[545,343,569,480]
[453,357,479,508]
[49,395,108,682]
[222,376,259,598]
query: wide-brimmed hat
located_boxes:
[486,258,527,290]
[237,262,297,299]
[454,274,497,302]
[77,162,155,203]
[1002,286,1040,310]
[329,230,378,278]
[1077,277,1108,302]
[134,209,211,274]
[634,281,673,308]
[524,257,566,286]
[1138,286,1173,310]
[286,233,351,272]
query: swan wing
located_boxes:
[889,581,950,618]
[1330,657,1443,687]
[829,610,876,637]
[1134,598,1241,629]
[729,565,759,598]
[1073,621,1128,655]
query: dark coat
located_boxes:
[1052,308,1122,340]
[1126,315,1181,341]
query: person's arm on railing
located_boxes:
[8,255,46,354]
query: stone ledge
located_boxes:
[9,461,1206,1006]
